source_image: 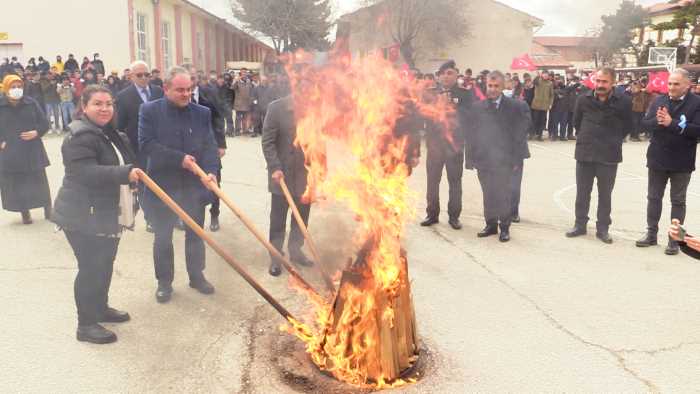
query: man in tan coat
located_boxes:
[530,71,554,141]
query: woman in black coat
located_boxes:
[52,85,140,344]
[0,74,52,224]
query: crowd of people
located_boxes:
[0,53,699,345]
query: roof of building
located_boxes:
[530,42,572,68]
[533,36,598,48]
[181,0,273,51]
[646,0,693,16]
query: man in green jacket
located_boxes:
[530,71,554,141]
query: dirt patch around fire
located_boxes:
[255,316,439,393]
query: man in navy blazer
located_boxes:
[637,68,700,255]
[138,66,220,303]
[116,61,164,154]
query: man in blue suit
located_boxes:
[139,66,220,303]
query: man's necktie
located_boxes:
[142,87,150,101]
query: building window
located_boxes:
[162,21,172,70]
[136,12,149,63]
[197,31,204,67]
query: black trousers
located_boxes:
[426,148,464,220]
[575,161,618,231]
[152,204,206,283]
[269,193,310,261]
[65,231,120,326]
[477,166,514,228]
[209,170,222,219]
[646,169,692,234]
[531,110,547,137]
[631,112,645,138]
[566,111,575,137]
[511,162,524,217]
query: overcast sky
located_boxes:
[193,0,662,37]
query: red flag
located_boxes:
[511,54,537,71]
[583,73,596,90]
[647,71,669,94]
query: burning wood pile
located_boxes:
[280,52,453,388]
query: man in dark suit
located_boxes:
[116,61,164,154]
[421,60,474,230]
[466,71,531,242]
[566,67,633,244]
[637,68,700,255]
[116,61,164,233]
[192,74,227,232]
[262,93,315,277]
[139,66,220,303]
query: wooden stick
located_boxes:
[137,169,296,321]
[278,177,336,293]
[189,163,323,299]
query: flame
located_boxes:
[280,51,453,388]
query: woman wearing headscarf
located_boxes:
[52,85,140,344]
[0,74,52,224]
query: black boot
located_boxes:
[420,216,439,227]
[76,324,117,344]
[596,231,613,244]
[665,238,680,255]
[21,210,32,225]
[290,251,314,267]
[566,225,587,238]
[189,275,215,295]
[635,232,658,247]
[269,262,282,277]
[448,218,462,230]
[477,224,498,238]
[210,216,220,232]
[499,226,511,242]
[155,282,173,303]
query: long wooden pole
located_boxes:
[136,169,296,321]
[190,163,324,298]
[279,178,335,293]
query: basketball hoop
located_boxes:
[649,47,677,72]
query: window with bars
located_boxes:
[162,21,172,70]
[136,12,149,63]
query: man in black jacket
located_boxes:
[421,60,474,230]
[637,68,700,255]
[566,68,633,244]
[467,71,531,242]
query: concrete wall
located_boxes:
[0,0,130,71]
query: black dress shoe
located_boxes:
[665,240,680,255]
[146,222,155,233]
[269,263,282,276]
[156,282,173,303]
[290,253,315,267]
[420,217,439,227]
[76,324,117,344]
[566,226,587,238]
[635,233,658,247]
[189,276,215,295]
[448,218,462,230]
[499,229,510,242]
[512,215,521,223]
[99,307,131,323]
[210,217,220,232]
[477,225,498,238]
[596,232,613,244]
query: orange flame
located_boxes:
[280,51,453,388]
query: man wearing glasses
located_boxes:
[116,61,164,232]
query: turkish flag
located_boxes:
[647,71,669,94]
[511,54,537,71]
[582,73,596,90]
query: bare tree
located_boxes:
[232,0,332,54]
[364,0,470,68]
